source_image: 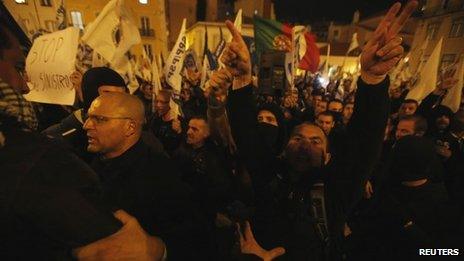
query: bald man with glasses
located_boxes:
[84,92,207,260]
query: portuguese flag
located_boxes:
[254,16,320,73]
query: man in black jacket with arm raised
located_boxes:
[215,1,418,260]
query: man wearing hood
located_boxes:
[434,110,464,200]
[42,67,128,162]
[427,105,454,139]
[227,86,287,189]
[218,2,419,259]
[368,136,461,260]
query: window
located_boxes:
[71,11,84,30]
[140,16,154,36]
[143,44,153,59]
[139,0,148,4]
[440,54,456,70]
[141,17,150,31]
[15,0,27,4]
[45,20,55,32]
[441,0,449,9]
[449,17,464,38]
[426,22,440,40]
[333,30,340,40]
[40,0,52,7]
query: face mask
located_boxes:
[256,122,279,151]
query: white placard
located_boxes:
[24,27,79,105]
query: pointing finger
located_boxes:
[226,20,245,45]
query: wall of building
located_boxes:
[409,0,464,73]
[4,0,57,34]
[5,0,170,61]
[234,0,273,19]
[166,0,197,49]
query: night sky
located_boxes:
[274,0,415,24]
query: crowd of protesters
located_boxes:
[1,1,463,260]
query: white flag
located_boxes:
[200,55,210,91]
[324,44,330,76]
[441,55,464,113]
[150,54,161,114]
[151,55,162,96]
[412,37,430,75]
[164,18,187,93]
[81,0,141,65]
[347,33,359,55]
[126,58,139,94]
[139,48,152,82]
[390,56,410,88]
[407,38,443,102]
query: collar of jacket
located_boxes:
[94,139,146,181]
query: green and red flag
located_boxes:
[253,16,320,73]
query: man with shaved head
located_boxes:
[84,92,205,260]
[85,92,145,159]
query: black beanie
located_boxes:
[81,67,127,113]
[258,103,285,128]
[390,136,436,182]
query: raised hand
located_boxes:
[364,180,374,199]
[436,60,460,93]
[361,1,418,84]
[73,210,166,261]
[238,221,285,261]
[172,118,182,134]
[207,68,233,103]
[221,20,252,88]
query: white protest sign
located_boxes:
[25,27,79,105]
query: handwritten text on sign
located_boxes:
[25,27,79,105]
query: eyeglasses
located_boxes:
[86,115,133,125]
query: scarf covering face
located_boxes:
[390,135,436,182]
[257,103,287,154]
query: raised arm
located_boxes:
[217,21,257,152]
[328,0,419,217]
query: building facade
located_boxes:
[4,0,169,59]
[327,9,417,48]
[409,0,464,72]
[165,0,197,49]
